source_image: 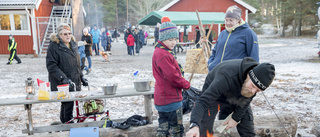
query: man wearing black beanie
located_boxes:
[186,57,275,137]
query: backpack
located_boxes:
[182,86,202,114]
[83,99,104,115]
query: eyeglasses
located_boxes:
[61,32,72,36]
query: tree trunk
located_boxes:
[280,4,286,37]
[115,0,118,30]
[71,0,85,41]
[296,2,302,36]
[292,19,296,37]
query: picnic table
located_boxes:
[174,42,195,53]
[0,88,154,135]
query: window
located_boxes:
[14,14,28,30]
[0,14,11,30]
[0,11,31,35]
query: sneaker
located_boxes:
[17,61,22,64]
[6,62,11,65]
[86,69,92,75]
[136,53,139,56]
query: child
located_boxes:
[78,41,86,70]
[152,16,190,136]
[7,34,22,65]
[126,29,135,55]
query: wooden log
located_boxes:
[98,113,297,137]
[212,113,298,137]
[184,49,208,74]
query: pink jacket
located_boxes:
[152,42,190,106]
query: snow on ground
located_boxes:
[0,35,319,136]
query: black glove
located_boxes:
[61,78,75,91]
[81,77,89,86]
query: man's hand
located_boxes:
[223,118,238,130]
[186,127,199,137]
[83,41,87,45]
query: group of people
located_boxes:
[26,4,275,137]
[152,5,275,137]
[78,25,115,74]
[124,26,147,56]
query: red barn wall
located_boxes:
[165,0,248,41]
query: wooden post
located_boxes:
[71,0,85,41]
[188,11,213,83]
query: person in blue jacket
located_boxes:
[78,42,86,70]
[207,5,259,71]
[90,25,101,56]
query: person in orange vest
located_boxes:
[7,34,21,65]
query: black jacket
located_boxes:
[81,34,93,56]
[190,57,259,125]
[46,33,82,91]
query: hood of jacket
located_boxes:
[128,34,134,39]
[50,33,76,44]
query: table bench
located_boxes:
[0,88,154,135]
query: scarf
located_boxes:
[155,41,185,77]
[225,18,246,32]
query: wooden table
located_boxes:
[0,88,154,135]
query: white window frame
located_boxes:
[0,10,31,35]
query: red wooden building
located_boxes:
[0,0,70,56]
[158,0,257,41]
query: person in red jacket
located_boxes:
[126,29,135,55]
[152,16,190,137]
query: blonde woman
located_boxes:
[46,23,88,123]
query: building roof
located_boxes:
[0,0,42,10]
[158,0,257,13]
[138,11,226,25]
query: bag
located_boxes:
[83,99,104,115]
[182,86,202,114]
[37,79,51,100]
[126,115,149,126]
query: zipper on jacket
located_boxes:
[221,31,232,62]
[176,88,179,96]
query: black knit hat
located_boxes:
[249,63,275,90]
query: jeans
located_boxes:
[135,42,140,54]
[156,107,184,137]
[92,43,99,55]
[128,46,134,55]
[84,56,92,70]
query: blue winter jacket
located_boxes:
[207,22,259,71]
[78,45,85,59]
[90,29,101,44]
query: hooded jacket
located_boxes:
[208,22,259,71]
[190,57,259,125]
[90,28,101,44]
[126,34,135,46]
[152,42,190,106]
[46,33,82,92]
[101,31,110,47]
